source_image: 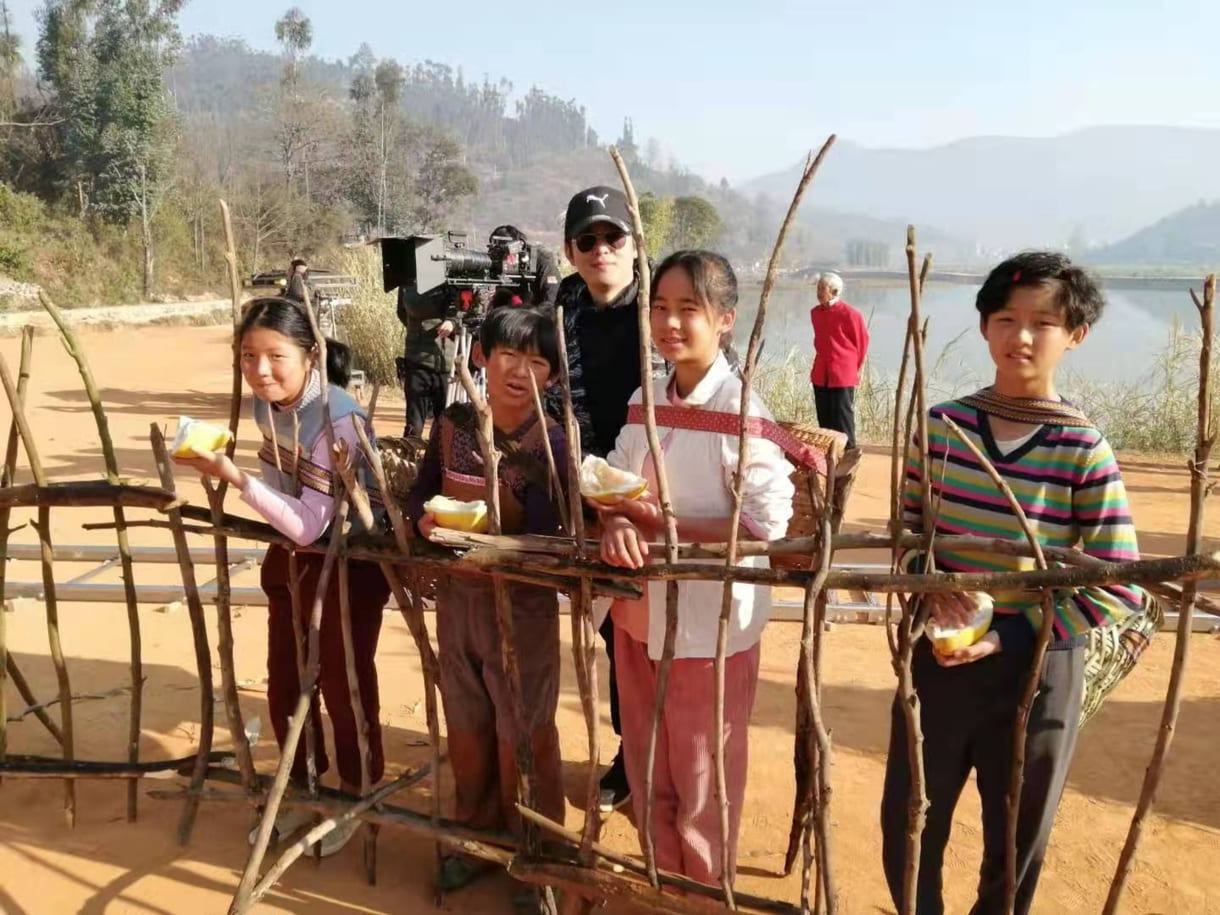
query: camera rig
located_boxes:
[375,229,541,327]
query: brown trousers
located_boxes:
[436,576,564,833]
[262,545,391,787]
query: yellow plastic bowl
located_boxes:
[579,456,648,505]
[171,416,233,458]
[930,595,994,655]
[424,496,489,533]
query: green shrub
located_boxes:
[0,184,46,233]
[0,242,29,277]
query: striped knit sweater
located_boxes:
[903,398,1144,652]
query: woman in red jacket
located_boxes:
[809,271,868,449]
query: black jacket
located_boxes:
[546,272,664,458]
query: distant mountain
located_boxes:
[1086,201,1220,268]
[169,36,963,266]
[742,127,1220,253]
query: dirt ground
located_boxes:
[0,324,1217,915]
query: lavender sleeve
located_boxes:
[239,414,360,546]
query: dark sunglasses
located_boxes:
[574,228,629,253]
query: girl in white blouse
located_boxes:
[595,250,794,886]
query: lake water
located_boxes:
[737,279,1204,394]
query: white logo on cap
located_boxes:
[585,193,609,207]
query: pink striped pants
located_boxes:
[615,626,761,886]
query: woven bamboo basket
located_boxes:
[375,434,439,601]
[1079,593,1163,726]
[771,423,854,573]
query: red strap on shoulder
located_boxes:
[625,404,828,474]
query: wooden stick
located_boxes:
[229,498,351,914]
[610,144,680,890]
[149,424,218,845]
[368,383,381,421]
[0,327,33,775]
[894,227,933,915]
[286,553,320,804]
[792,467,838,913]
[40,290,144,822]
[211,198,257,796]
[0,352,75,826]
[885,266,928,660]
[555,306,602,867]
[338,555,373,800]
[5,655,65,745]
[123,508,1220,595]
[300,271,383,882]
[140,498,1153,571]
[426,526,1185,573]
[246,766,428,908]
[0,481,177,509]
[332,439,376,530]
[527,370,569,532]
[5,684,128,723]
[510,858,790,915]
[359,414,447,889]
[1,749,235,777]
[453,357,541,848]
[940,415,1052,914]
[277,412,321,815]
[516,804,800,914]
[453,329,556,913]
[1104,274,1217,914]
[812,462,838,914]
[709,135,837,909]
[156,765,517,867]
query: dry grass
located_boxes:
[332,247,405,387]
[755,319,1217,456]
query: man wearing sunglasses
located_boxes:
[547,184,661,814]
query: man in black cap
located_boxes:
[547,184,660,813]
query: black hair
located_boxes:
[975,251,1105,330]
[651,249,741,366]
[478,305,560,377]
[238,297,352,388]
[489,225,526,243]
[290,257,307,268]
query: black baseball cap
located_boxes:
[564,186,631,240]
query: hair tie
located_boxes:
[1012,269,1022,282]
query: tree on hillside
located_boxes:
[0,0,20,119]
[638,191,674,257]
[36,0,184,296]
[273,6,312,193]
[408,124,477,231]
[616,117,638,163]
[670,195,723,250]
[349,56,407,232]
[507,87,589,165]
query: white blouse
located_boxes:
[607,353,795,660]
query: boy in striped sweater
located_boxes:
[880,252,1145,915]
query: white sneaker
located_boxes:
[247,805,313,846]
[316,818,361,857]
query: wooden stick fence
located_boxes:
[0,183,1214,915]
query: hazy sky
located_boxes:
[8,0,1220,181]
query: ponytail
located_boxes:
[325,339,351,389]
[720,334,742,373]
